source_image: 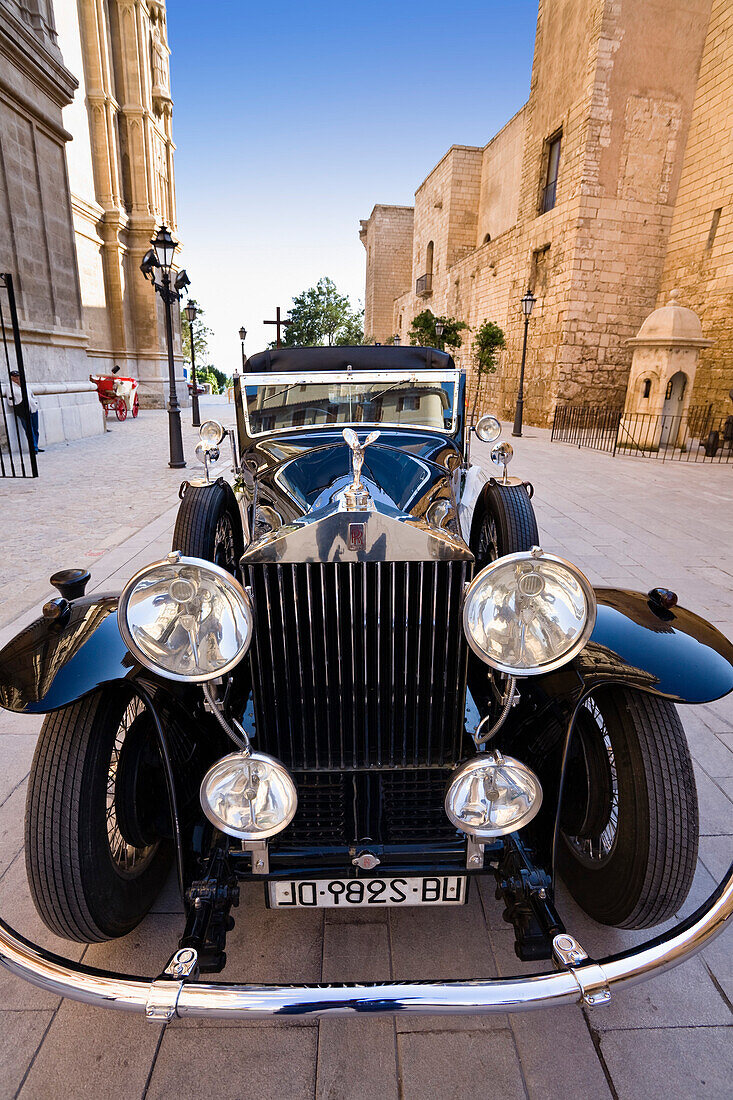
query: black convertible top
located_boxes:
[244,345,456,373]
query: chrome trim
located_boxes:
[241,501,474,564]
[242,371,460,385]
[245,559,467,772]
[0,862,730,1016]
[240,369,461,438]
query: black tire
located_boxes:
[559,687,698,928]
[25,685,171,942]
[173,480,244,577]
[471,481,539,568]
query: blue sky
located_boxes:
[168,1,538,373]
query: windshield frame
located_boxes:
[239,369,462,438]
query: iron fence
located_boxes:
[0,273,38,478]
[551,404,733,463]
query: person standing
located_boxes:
[9,370,43,453]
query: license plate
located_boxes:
[268,875,468,908]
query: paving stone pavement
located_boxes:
[0,398,237,632]
[0,421,730,1099]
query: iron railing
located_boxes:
[551,404,733,463]
[541,178,557,213]
[0,273,38,478]
[415,273,432,297]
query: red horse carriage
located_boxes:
[90,374,139,421]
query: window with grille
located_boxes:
[541,133,561,213]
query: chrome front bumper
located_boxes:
[1,862,731,1020]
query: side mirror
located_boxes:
[475,414,501,443]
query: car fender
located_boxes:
[457,463,488,542]
[577,587,733,705]
[0,594,138,714]
[499,588,732,870]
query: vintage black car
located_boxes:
[0,344,731,1021]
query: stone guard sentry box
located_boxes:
[621,290,714,450]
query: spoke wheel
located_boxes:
[172,480,244,579]
[106,697,161,873]
[470,481,538,569]
[213,512,237,574]
[561,698,619,867]
[477,512,500,565]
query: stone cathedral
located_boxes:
[0,0,183,446]
[361,0,733,428]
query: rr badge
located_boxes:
[348,523,366,552]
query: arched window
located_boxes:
[426,241,434,276]
[642,378,651,399]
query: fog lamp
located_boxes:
[200,751,298,840]
[445,752,542,837]
[200,419,225,448]
[195,440,220,465]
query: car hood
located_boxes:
[244,431,469,563]
[251,431,462,527]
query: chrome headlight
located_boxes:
[475,414,501,443]
[445,752,542,837]
[463,548,596,676]
[200,751,297,840]
[199,419,225,447]
[118,552,253,681]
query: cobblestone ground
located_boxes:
[0,422,730,1099]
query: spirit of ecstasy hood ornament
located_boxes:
[342,428,380,509]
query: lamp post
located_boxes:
[435,320,444,351]
[512,290,536,438]
[184,302,200,428]
[239,326,247,371]
[393,333,401,346]
[140,224,186,468]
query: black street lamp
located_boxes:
[435,320,444,351]
[184,301,201,428]
[140,224,186,468]
[239,326,247,371]
[512,290,537,438]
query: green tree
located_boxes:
[408,310,468,351]
[279,277,364,347]
[471,320,506,422]
[180,298,213,369]
[208,366,231,393]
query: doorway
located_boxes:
[659,371,687,446]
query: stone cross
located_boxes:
[263,307,292,348]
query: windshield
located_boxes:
[241,370,459,437]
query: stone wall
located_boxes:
[57,0,186,409]
[359,206,413,344]
[363,0,725,428]
[656,0,733,416]
[0,0,102,445]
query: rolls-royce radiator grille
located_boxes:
[246,561,470,772]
